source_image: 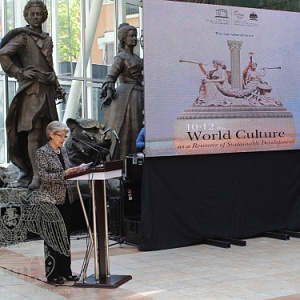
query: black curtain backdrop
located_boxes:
[139,150,300,251]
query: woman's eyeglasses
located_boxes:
[55,133,68,139]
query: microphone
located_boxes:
[72,137,99,152]
[72,136,109,153]
[72,137,105,168]
[82,130,93,140]
[103,127,111,135]
[113,130,121,143]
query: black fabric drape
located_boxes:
[140,150,300,251]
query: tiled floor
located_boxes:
[1,234,300,299]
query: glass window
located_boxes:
[6,0,14,31]
[57,0,81,75]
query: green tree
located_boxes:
[57,0,81,64]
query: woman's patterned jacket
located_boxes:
[36,142,74,205]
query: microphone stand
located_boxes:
[72,137,124,247]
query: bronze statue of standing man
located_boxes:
[0,0,64,189]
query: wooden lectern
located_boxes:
[66,160,132,288]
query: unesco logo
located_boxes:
[215,9,229,18]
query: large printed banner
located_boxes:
[143,0,300,157]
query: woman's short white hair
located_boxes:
[46,121,69,139]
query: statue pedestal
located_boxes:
[174,106,296,155]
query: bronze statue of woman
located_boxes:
[101,23,144,160]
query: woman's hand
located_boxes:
[65,166,80,176]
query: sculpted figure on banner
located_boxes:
[242,62,266,89]
[101,23,144,160]
[0,0,64,189]
[198,59,230,87]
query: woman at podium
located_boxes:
[36,121,81,285]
